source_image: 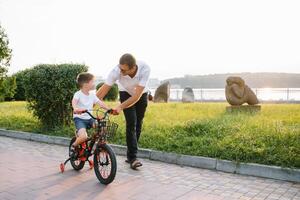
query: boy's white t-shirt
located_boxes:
[105,60,151,96]
[73,90,102,120]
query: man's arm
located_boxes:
[94,93,111,110]
[97,67,118,100]
[96,84,112,100]
[116,66,150,113]
[115,85,145,113]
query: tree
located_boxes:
[0,24,12,79]
[0,24,13,101]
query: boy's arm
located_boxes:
[95,100,110,110]
[94,94,110,110]
[72,98,85,114]
[72,99,80,113]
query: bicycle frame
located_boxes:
[79,109,113,157]
[60,109,113,169]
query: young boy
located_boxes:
[72,72,110,148]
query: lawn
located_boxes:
[0,101,299,168]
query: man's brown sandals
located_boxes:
[125,159,143,169]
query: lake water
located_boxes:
[92,88,300,102]
[149,88,300,102]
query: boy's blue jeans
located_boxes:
[73,117,94,135]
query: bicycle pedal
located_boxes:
[89,160,94,169]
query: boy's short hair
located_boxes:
[119,53,136,69]
[76,72,94,88]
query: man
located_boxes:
[96,53,150,169]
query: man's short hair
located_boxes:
[76,72,94,88]
[119,53,136,69]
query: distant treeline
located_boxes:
[164,73,300,88]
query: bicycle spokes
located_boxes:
[59,109,118,184]
[96,151,112,179]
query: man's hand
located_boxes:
[118,85,145,111]
[112,105,122,115]
[111,109,120,115]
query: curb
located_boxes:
[0,128,299,183]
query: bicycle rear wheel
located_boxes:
[93,143,117,185]
[69,137,85,171]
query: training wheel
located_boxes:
[60,163,65,173]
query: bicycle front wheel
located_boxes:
[93,143,117,185]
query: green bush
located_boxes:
[23,64,88,130]
[0,76,16,101]
[12,69,30,101]
[96,82,118,101]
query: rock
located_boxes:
[154,81,170,103]
[225,76,259,106]
[182,87,195,103]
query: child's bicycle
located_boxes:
[60,109,118,185]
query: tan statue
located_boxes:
[154,81,170,103]
[225,77,259,106]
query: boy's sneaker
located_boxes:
[78,143,86,157]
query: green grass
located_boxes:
[0,101,299,168]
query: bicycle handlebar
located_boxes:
[75,109,113,120]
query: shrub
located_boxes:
[12,69,30,101]
[0,76,16,101]
[23,64,88,130]
[96,82,118,101]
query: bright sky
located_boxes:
[0,0,299,79]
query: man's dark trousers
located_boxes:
[119,91,148,161]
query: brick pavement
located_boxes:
[0,136,299,200]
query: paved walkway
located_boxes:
[0,136,299,200]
